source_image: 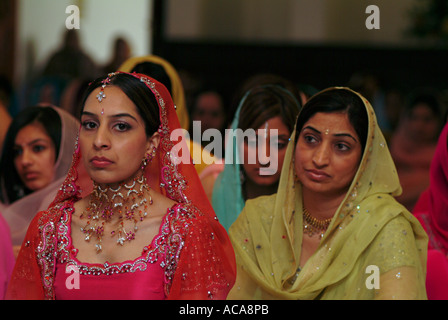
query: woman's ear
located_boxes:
[146,131,160,155]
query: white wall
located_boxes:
[16,0,152,84]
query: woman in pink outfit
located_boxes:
[6,72,235,300]
[390,91,444,211]
[0,210,14,299]
[413,122,448,299]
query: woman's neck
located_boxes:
[244,178,278,201]
[94,170,144,199]
[301,187,347,221]
[90,171,150,222]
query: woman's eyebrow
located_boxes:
[14,138,49,148]
[109,113,138,122]
[303,125,358,143]
[302,125,320,134]
[81,111,138,122]
[333,133,358,143]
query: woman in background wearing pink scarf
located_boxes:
[413,122,448,300]
[390,91,444,212]
[0,209,14,299]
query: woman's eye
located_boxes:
[115,122,131,131]
[32,145,46,153]
[335,143,350,151]
[303,135,317,144]
[13,147,23,157]
[82,121,97,130]
[270,138,288,150]
[277,142,288,149]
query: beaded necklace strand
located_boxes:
[302,206,332,239]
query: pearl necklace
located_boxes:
[302,207,332,239]
[80,175,153,253]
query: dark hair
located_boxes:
[231,73,303,121]
[406,91,442,118]
[131,62,172,94]
[0,106,61,203]
[295,89,369,153]
[81,73,161,137]
[238,85,301,133]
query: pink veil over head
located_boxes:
[413,122,448,299]
[414,122,448,252]
[0,211,14,299]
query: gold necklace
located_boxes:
[80,174,153,253]
[302,206,332,239]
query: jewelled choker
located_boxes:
[302,207,332,239]
[80,174,153,253]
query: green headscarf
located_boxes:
[228,87,428,300]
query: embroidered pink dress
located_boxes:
[53,203,188,300]
[0,212,14,300]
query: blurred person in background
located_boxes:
[0,105,82,254]
[390,90,445,211]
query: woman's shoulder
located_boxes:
[34,199,74,222]
[166,201,205,224]
[244,193,277,214]
[21,199,74,246]
[360,194,427,245]
[231,193,278,229]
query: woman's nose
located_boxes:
[93,126,111,149]
[312,143,330,167]
[19,148,33,167]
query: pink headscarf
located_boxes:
[0,210,14,300]
[414,122,448,253]
[413,122,448,299]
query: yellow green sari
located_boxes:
[228,87,428,300]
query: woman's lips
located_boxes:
[306,169,331,181]
[90,156,113,168]
[23,171,39,180]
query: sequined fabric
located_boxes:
[52,203,213,299]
